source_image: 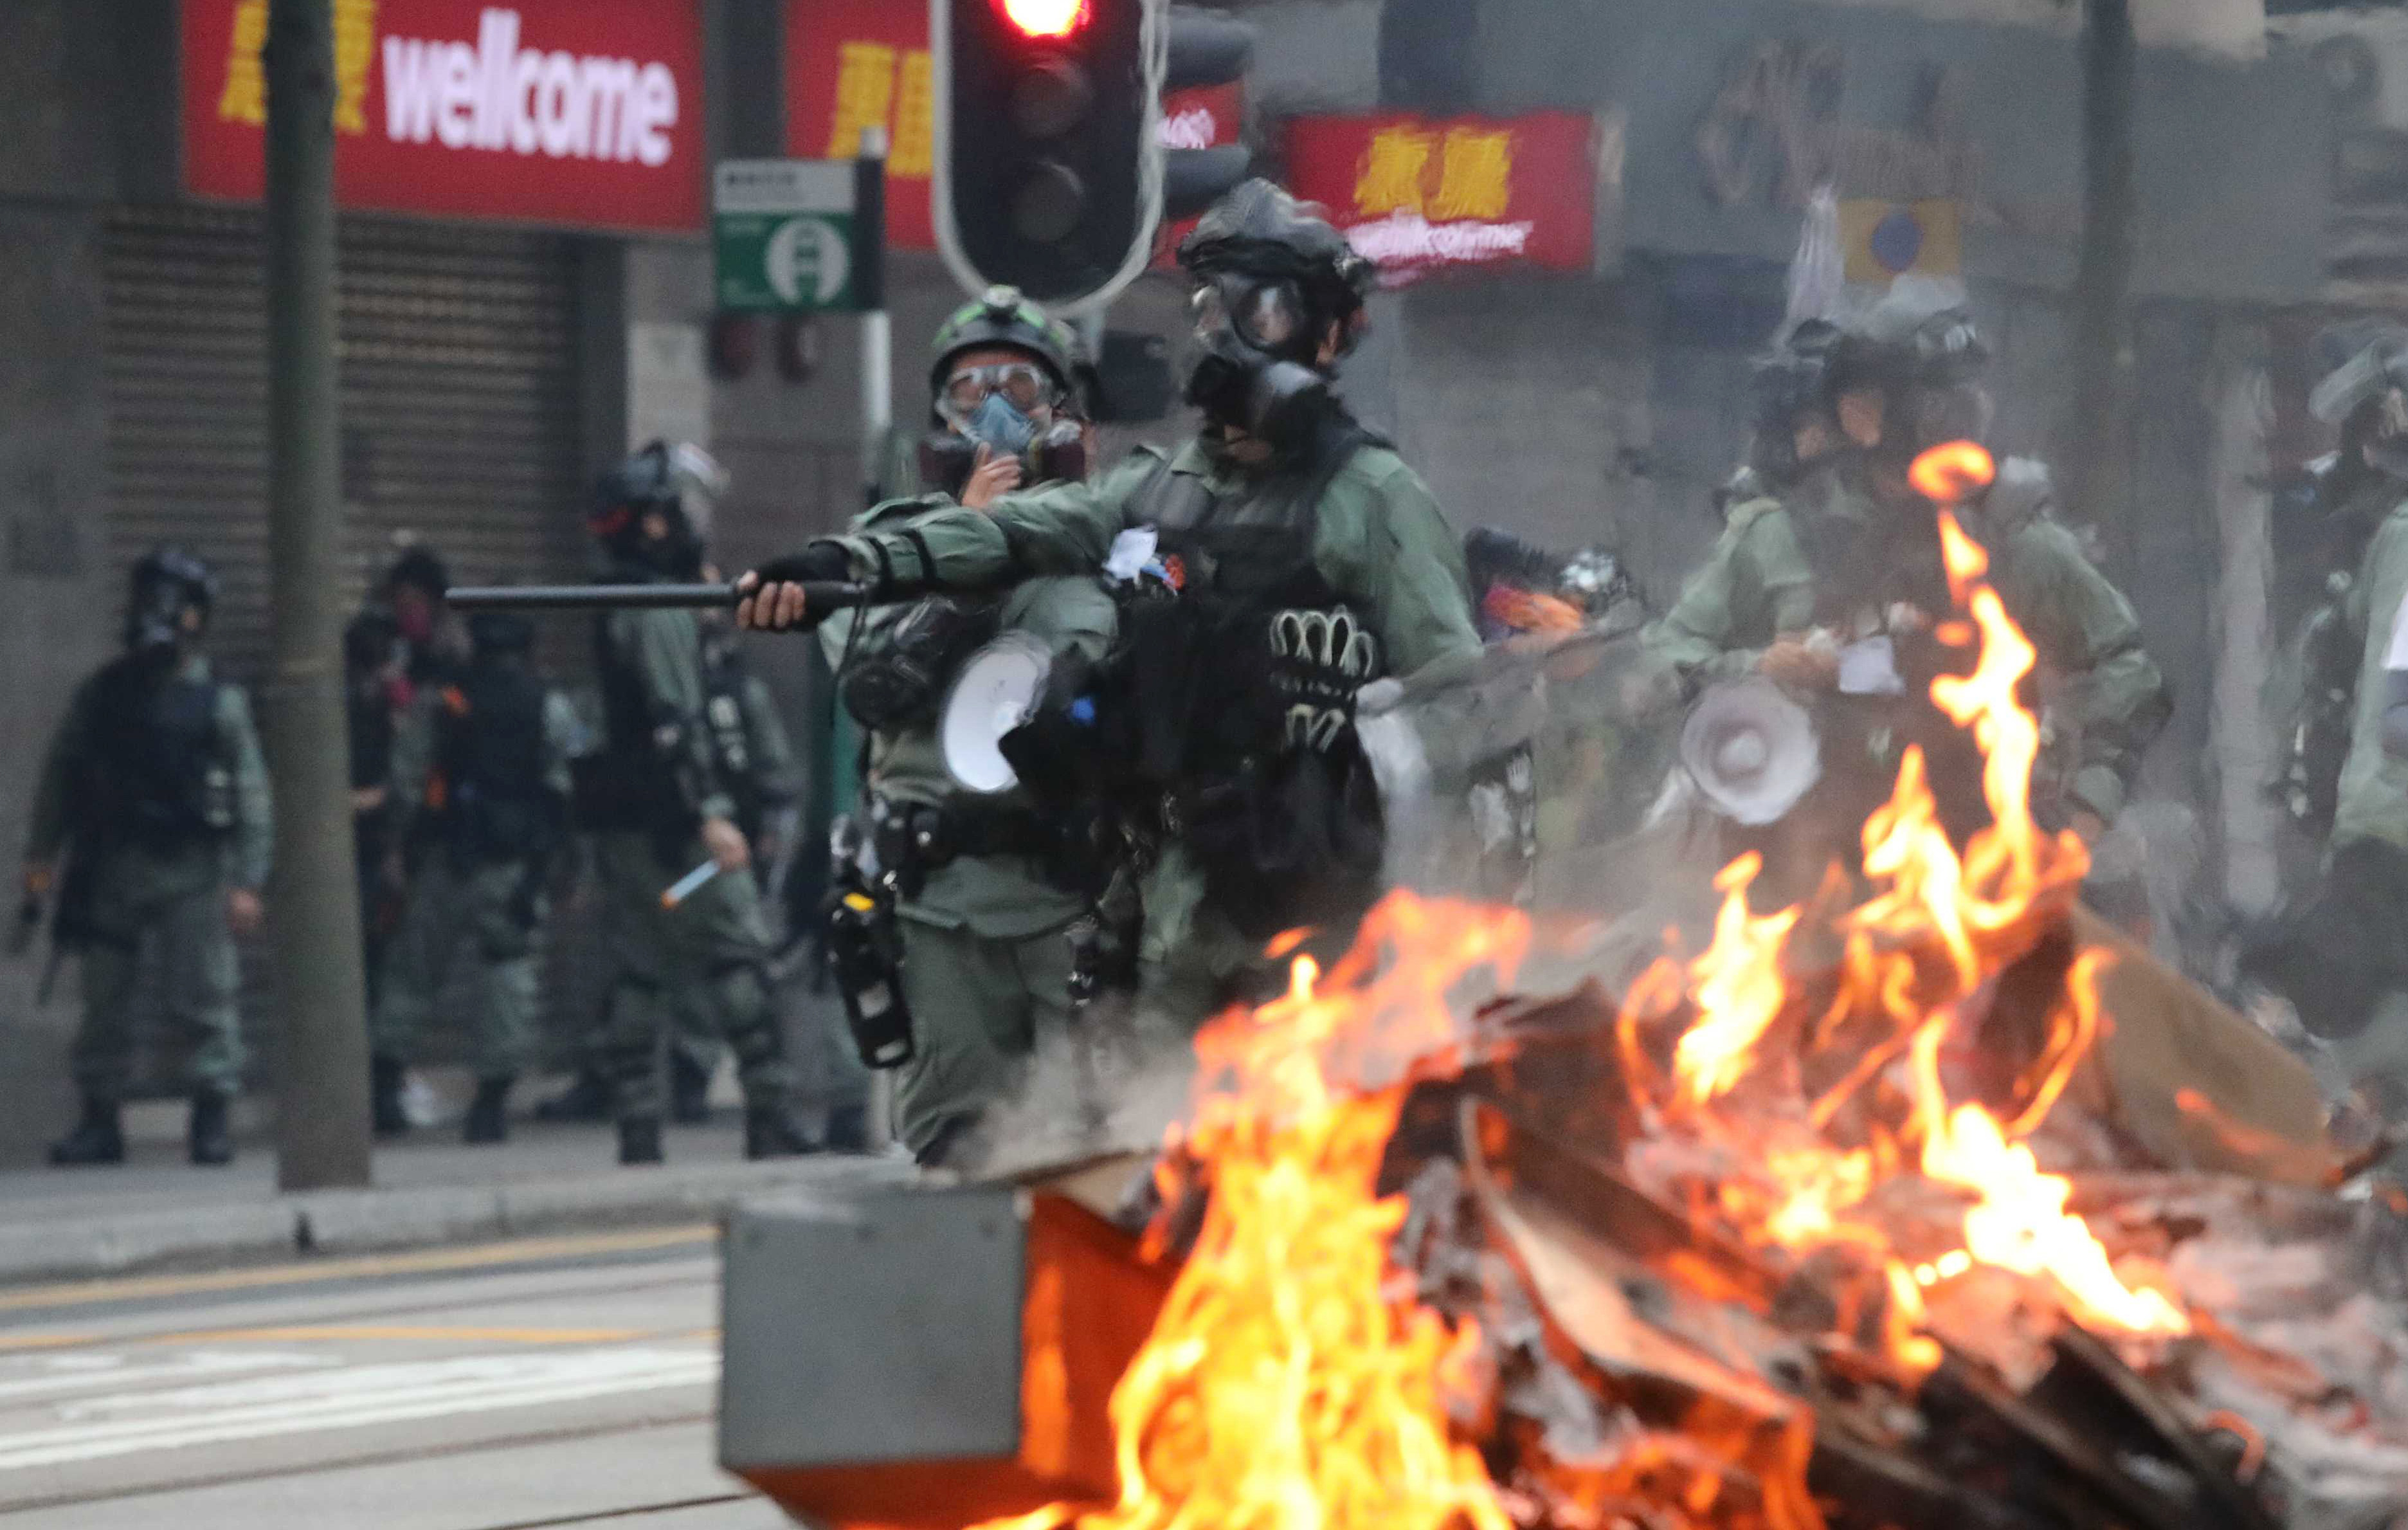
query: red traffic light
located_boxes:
[999,0,1090,39]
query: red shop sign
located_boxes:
[184,0,706,232]
[787,0,1242,257]
[1285,111,1598,287]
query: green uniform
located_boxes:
[26,653,273,1102]
[2243,495,2408,1043]
[590,606,792,1122]
[816,433,1480,1026]
[671,641,805,1082]
[820,493,1119,1158]
[372,683,581,1078]
[1643,466,2167,828]
[2336,500,2408,855]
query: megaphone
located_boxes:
[939,634,1054,794]
[1680,677,1822,826]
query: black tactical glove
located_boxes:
[749,541,854,590]
[741,542,859,632]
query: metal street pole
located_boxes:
[264,0,372,1190]
[857,125,891,507]
[2068,0,2137,528]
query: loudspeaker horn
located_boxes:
[1679,677,1822,826]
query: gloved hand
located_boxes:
[736,542,856,633]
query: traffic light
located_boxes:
[1162,8,1254,219]
[936,0,1159,309]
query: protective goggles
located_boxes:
[1190,274,1307,352]
[938,361,1060,425]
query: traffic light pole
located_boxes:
[856,127,891,507]
[264,0,373,1190]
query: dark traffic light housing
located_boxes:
[937,0,1157,309]
[1163,8,1254,219]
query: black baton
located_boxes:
[444,581,871,613]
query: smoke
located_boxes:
[959,996,1199,1183]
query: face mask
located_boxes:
[125,583,191,655]
[964,392,1039,458]
[919,419,1091,501]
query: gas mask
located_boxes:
[1182,272,1334,455]
[125,577,194,656]
[920,356,1089,498]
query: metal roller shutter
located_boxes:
[103,205,587,682]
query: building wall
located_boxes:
[0,0,167,1161]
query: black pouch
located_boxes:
[840,597,999,732]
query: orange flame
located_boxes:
[1908,439,1996,508]
[1649,493,2178,1358]
[982,478,2181,1530]
[990,898,1526,1530]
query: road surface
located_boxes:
[0,1224,787,1530]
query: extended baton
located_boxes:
[444,580,870,613]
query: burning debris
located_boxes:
[724,449,2408,1530]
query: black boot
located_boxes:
[371,1055,411,1138]
[464,1077,514,1145]
[535,1068,613,1123]
[617,1115,664,1166]
[188,1092,234,1167]
[47,1098,124,1167]
[823,1103,870,1154]
[744,1104,819,1161]
[669,1050,714,1125]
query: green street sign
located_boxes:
[714,160,860,314]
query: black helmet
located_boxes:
[1825,291,1992,461]
[1179,179,1377,337]
[384,543,451,601]
[928,286,1082,399]
[1827,290,1988,395]
[126,545,216,652]
[2312,327,2408,480]
[588,442,726,575]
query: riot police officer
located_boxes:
[814,287,1118,1166]
[664,596,807,1127]
[370,611,583,1143]
[2246,334,2408,1039]
[739,183,1482,1029]
[23,549,273,1167]
[1643,295,2168,898]
[582,443,813,1165]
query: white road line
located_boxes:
[0,1348,721,1473]
[0,1351,328,1405]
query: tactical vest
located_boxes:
[577,609,692,833]
[432,662,556,863]
[1114,419,1391,940]
[79,655,235,852]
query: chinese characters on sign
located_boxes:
[1285,112,1598,286]
[183,0,706,232]
[786,0,1242,255]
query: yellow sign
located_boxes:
[218,0,379,134]
[1838,199,1961,284]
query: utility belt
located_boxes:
[867,794,1070,900]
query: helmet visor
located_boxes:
[939,361,1058,426]
[1191,275,1307,352]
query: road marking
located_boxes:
[0,1225,717,1316]
[135,1325,651,1346]
[0,1350,327,1404]
[0,1347,721,1472]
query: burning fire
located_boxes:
[991,900,1528,1530]
[986,443,2184,1530]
